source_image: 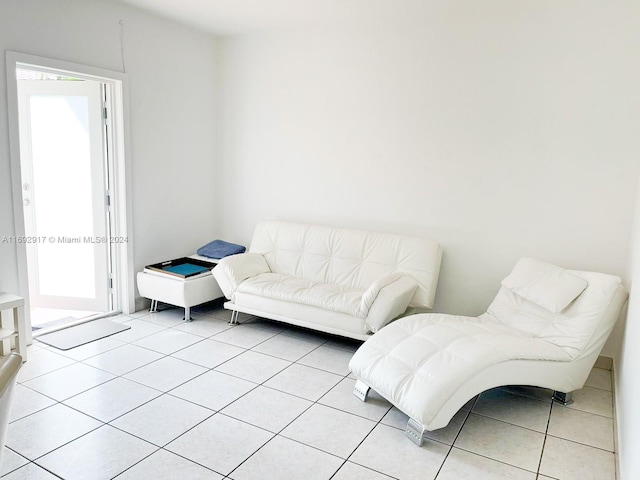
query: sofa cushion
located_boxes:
[248,221,442,309]
[236,273,366,318]
[501,257,587,313]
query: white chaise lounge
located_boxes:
[349,258,627,446]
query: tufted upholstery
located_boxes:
[249,221,442,309]
[237,273,365,317]
[214,221,442,340]
[350,314,571,425]
[485,269,622,359]
[349,258,627,435]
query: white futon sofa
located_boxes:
[213,221,442,340]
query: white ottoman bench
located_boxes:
[137,256,224,321]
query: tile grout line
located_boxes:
[432,396,477,479]
[534,395,554,478]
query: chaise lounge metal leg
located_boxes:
[228,310,239,326]
[553,391,574,406]
[353,379,371,402]
[406,418,426,447]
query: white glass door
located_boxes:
[17,79,111,312]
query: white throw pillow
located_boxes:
[501,258,588,313]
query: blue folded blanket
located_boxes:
[197,239,246,259]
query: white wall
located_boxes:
[616,179,640,480]
[217,1,640,355]
[0,0,218,304]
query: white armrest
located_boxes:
[358,272,404,317]
[364,276,419,333]
[213,253,271,301]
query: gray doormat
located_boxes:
[36,319,131,350]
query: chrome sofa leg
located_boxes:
[149,299,158,313]
[228,310,239,326]
[553,391,574,406]
[353,379,370,402]
[406,418,426,447]
[184,306,192,322]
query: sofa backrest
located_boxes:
[248,221,442,309]
[485,258,627,359]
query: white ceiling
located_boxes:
[113,0,424,36]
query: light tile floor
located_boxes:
[2,303,617,480]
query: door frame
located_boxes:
[5,51,135,338]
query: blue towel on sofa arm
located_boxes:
[197,239,246,259]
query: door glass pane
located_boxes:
[29,94,96,298]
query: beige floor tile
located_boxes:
[139,308,187,327]
[564,386,613,418]
[22,362,115,401]
[454,414,543,472]
[9,385,56,422]
[115,449,223,479]
[215,350,291,383]
[584,368,612,391]
[132,329,202,354]
[539,436,615,480]
[264,363,342,401]
[172,316,234,337]
[0,448,28,476]
[211,324,278,349]
[251,332,325,361]
[64,377,160,422]
[548,404,614,451]
[297,343,354,375]
[332,461,395,480]
[350,423,449,480]
[230,435,343,480]
[473,388,551,432]
[171,338,245,368]
[111,319,168,343]
[171,370,256,411]
[111,394,213,446]
[166,414,273,475]
[2,463,59,479]
[318,377,392,422]
[221,385,312,433]
[281,403,376,458]
[37,425,156,480]
[83,343,164,376]
[123,356,207,392]
[7,404,101,460]
[437,447,536,480]
[16,348,75,383]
